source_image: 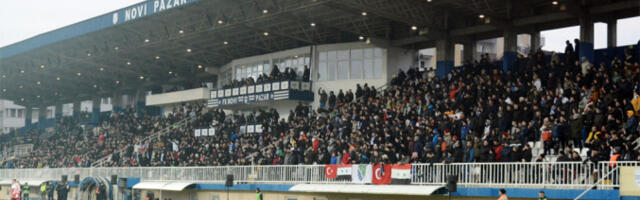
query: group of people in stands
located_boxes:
[1,40,639,169]
[222,65,310,89]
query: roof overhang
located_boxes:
[288,184,447,196]
[132,181,195,191]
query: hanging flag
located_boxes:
[336,165,352,181]
[351,165,373,184]
[390,164,412,184]
[325,165,337,179]
[372,164,391,184]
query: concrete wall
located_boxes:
[146,88,210,106]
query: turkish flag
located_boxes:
[325,165,337,179]
[372,164,391,184]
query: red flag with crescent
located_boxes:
[372,164,391,184]
[325,165,337,179]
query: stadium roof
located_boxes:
[0,0,638,106]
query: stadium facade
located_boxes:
[1,0,640,200]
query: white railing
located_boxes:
[2,161,638,189]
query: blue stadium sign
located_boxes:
[0,0,200,59]
[113,0,195,25]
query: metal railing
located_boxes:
[3,161,637,189]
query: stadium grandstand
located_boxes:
[0,0,640,199]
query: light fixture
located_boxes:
[366,38,371,44]
[20,98,24,102]
[40,65,45,69]
[114,46,119,50]
[1,75,5,78]
[56,77,61,81]
[169,71,173,74]
[197,65,203,69]
[179,30,184,34]
[478,14,485,19]
[2,89,5,92]
[36,81,40,85]
[155,56,160,59]
[77,72,82,76]
[484,18,491,24]
[310,22,316,27]
[19,85,23,89]
[20,70,24,74]
[552,1,558,5]
[427,0,432,2]
[87,53,92,56]
[223,41,229,45]
[37,95,40,98]
[263,32,269,36]
[217,20,224,24]
[358,36,365,40]
[93,84,97,88]
[115,80,120,84]
[139,76,145,80]
[99,67,104,71]
[144,38,150,43]
[411,25,418,31]
[54,92,58,96]
[361,12,367,16]
[262,9,268,14]
[127,61,131,65]
[186,48,192,53]
[294,55,299,58]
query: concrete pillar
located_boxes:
[503,25,518,71]
[112,93,122,113]
[92,98,100,124]
[134,90,146,116]
[579,13,594,64]
[607,19,617,48]
[530,31,541,52]
[38,105,47,129]
[72,101,81,117]
[25,106,33,128]
[435,39,454,78]
[55,103,63,119]
[463,41,477,63]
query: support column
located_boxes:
[25,106,33,129]
[463,41,477,63]
[72,101,81,117]
[112,93,122,113]
[38,105,47,129]
[579,13,594,64]
[92,98,100,124]
[435,39,454,78]
[55,103,63,119]
[530,31,541,53]
[607,19,617,48]
[134,90,146,116]
[503,26,518,71]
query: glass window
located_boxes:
[319,52,327,61]
[350,60,362,79]
[364,59,374,79]
[17,109,23,118]
[364,48,374,58]
[351,49,363,59]
[327,60,337,81]
[338,50,349,60]
[338,60,349,80]
[319,61,327,81]
[374,57,384,78]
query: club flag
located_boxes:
[325,165,337,179]
[351,165,373,184]
[390,164,412,184]
[372,164,391,184]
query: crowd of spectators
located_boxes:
[2,41,640,169]
[222,65,310,89]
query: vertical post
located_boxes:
[530,31,541,53]
[579,12,594,64]
[436,39,454,78]
[606,18,617,48]
[24,106,33,129]
[92,97,101,124]
[112,93,122,113]
[38,105,47,129]
[503,25,518,71]
[463,41,477,64]
[72,101,81,118]
[55,103,63,119]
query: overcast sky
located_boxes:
[0,0,638,52]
